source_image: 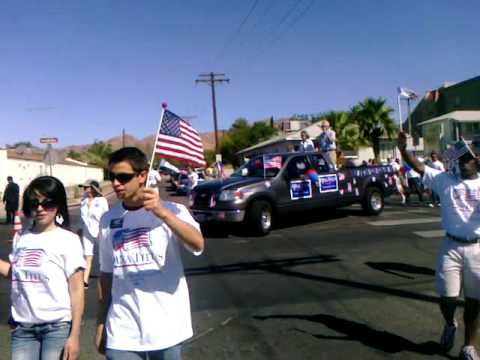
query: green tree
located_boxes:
[219,118,277,166]
[66,150,83,161]
[204,149,216,165]
[85,141,113,171]
[328,111,364,151]
[353,97,396,160]
[7,141,33,149]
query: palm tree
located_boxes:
[353,98,396,160]
[85,141,113,172]
[330,111,364,151]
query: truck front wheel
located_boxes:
[247,200,273,235]
[362,187,384,215]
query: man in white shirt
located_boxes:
[399,133,480,360]
[388,157,406,204]
[96,147,205,360]
[429,151,445,207]
[404,162,424,205]
[316,120,337,170]
[187,167,199,192]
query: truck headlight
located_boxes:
[218,190,243,201]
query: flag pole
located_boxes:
[397,94,403,132]
[148,102,168,177]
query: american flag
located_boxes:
[443,140,474,162]
[263,155,282,170]
[155,110,207,167]
[397,87,418,100]
[113,227,151,251]
[14,248,44,267]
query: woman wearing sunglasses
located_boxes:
[79,179,109,288]
[0,176,85,360]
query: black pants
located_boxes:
[5,205,17,224]
[406,178,424,203]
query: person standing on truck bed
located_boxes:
[316,119,337,170]
[299,130,315,152]
[399,131,480,360]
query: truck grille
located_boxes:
[193,190,214,208]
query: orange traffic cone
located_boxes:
[10,211,22,244]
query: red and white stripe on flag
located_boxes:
[154,109,207,167]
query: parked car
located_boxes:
[189,151,397,235]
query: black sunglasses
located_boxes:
[30,198,57,211]
[109,172,138,184]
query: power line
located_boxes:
[269,0,315,46]
[214,0,260,63]
[272,0,305,31]
[247,0,314,62]
[235,0,277,50]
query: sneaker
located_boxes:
[428,203,435,208]
[459,346,480,360]
[440,320,457,352]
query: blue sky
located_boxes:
[1,0,479,147]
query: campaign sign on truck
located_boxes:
[319,174,338,193]
[290,180,312,200]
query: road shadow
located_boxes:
[185,254,341,277]
[185,253,454,307]
[254,313,453,358]
[262,266,450,305]
[202,207,367,238]
[269,208,366,233]
[365,262,436,280]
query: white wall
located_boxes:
[0,150,103,198]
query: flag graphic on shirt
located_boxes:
[263,155,282,170]
[14,248,45,267]
[112,227,151,251]
[155,109,207,167]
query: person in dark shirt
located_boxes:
[3,176,20,224]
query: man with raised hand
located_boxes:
[96,147,204,360]
[398,132,480,360]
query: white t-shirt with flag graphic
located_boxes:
[423,166,480,239]
[99,201,201,351]
[9,227,86,324]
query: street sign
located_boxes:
[40,137,58,144]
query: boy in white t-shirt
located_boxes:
[399,132,480,360]
[96,147,204,360]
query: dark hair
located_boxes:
[22,176,70,229]
[7,176,12,181]
[108,147,149,173]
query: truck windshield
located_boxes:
[232,155,285,178]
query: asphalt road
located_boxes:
[0,185,461,360]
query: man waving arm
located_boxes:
[398,131,425,176]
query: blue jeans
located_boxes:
[11,321,71,360]
[105,344,182,360]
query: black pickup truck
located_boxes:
[189,152,397,235]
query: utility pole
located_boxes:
[122,128,125,148]
[195,72,229,155]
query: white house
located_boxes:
[0,148,104,199]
